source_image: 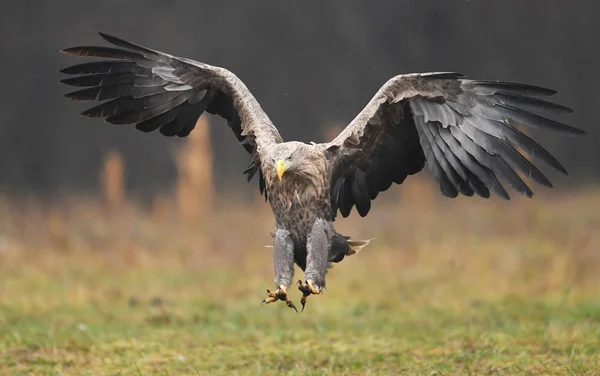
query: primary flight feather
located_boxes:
[59,33,584,311]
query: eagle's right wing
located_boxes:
[60,32,283,198]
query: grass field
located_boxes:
[1,181,599,375]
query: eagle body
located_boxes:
[262,142,340,272]
[59,33,584,311]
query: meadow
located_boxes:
[1,123,599,375]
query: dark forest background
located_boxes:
[1,0,598,202]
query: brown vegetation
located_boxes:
[1,117,598,295]
[1,118,598,374]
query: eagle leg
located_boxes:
[297,279,322,312]
[261,286,298,312]
[261,228,297,312]
[297,219,329,311]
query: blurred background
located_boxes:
[1,0,599,200]
[1,1,599,373]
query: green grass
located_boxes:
[1,249,599,375]
[1,188,599,374]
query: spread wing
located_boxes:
[59,32,283,198]
[324,72,584,219]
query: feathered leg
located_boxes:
[297,219,329,311]
[262,228,297,312]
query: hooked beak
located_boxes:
[276,160,287,181]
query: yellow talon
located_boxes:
[297,279,322,312]
[261,285,297,312]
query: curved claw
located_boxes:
[261,286,298,313]
[300,295,308,313]
[297,279,322,312]
[261,289,270,305]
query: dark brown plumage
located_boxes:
[59,33,584,311]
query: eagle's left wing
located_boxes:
[323,73,584,219]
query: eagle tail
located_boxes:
[346,238,375,256]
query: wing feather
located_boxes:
[431,125,488,198]
[323,73,582,218]
[415,118,460,198]
[60,33,283,199]
[426,122,475,196]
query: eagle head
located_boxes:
[265,142,323,184]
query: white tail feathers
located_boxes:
[346,238,375,256]
[266,238,374,255]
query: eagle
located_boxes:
[59,33,584,312]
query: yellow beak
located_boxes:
[276,160,287,181]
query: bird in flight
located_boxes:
[59,33,584,312]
